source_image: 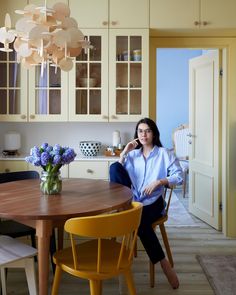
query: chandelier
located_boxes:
[0,2,90,74]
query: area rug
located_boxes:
[196,254,236,295]
[166,192,198,226]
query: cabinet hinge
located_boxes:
[219,202,223,211]
[219,69,223,77]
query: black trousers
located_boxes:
[109,162,165,264]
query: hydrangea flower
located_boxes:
[25,143,77,173]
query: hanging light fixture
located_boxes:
[0,1,90,74]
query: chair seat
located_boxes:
[0,235,37,266]
[54,239,131,280]
[0,220,35,238]
[152,215,168,228]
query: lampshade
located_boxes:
[0,2,90,73]
[4,131,21,151]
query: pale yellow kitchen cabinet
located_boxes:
[0,0,68,122]
[0,160,28,173]
[68,29,109,122]
[150,0,236,30]
[109,29,149,122]
[69,161,109,179]
[68,28,149,122]
[70,0,149,29]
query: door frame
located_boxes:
[149,37,232,236]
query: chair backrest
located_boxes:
[0,170,39,184]
[172,124,189,160]
[64,201,143,272]
[163,186,174,215]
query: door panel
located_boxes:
[189,50,221,230]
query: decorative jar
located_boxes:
[40,171,62,195]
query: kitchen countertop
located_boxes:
[0,154,119,161]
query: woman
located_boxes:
[110,118,183,289]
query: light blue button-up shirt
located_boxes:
[123,146,183,206]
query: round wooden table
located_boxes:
[0,178,132,295]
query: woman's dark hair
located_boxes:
[134,117,163,148]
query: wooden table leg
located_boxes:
[36,220,53,295]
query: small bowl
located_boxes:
[79,141,101,157]
[79,78,97,87]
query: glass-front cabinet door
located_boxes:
[109,29,149,122]
[28,63,68,121]
[0,46,27,122]
[69,29,108,121]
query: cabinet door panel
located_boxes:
[28,64,68,122]
[201,0,236,28]
[150,0,199,29]
[69,29,109,122]
[109,29,149,122]
[0,161,28,173]
[69,161,109,179]
[109,0,149,28]
[70,0,108,28]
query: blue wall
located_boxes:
[156,49,203,148]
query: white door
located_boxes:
[188,51,221,230]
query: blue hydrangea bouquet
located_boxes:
[25,143,76,195]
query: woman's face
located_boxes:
[137,123,153,146]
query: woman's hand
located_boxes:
[122,138,139,154]
[119,138,139,164]
[143,179,168,196]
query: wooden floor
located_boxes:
[5,190,236,294]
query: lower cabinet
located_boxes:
[69,161,109,180]
[0,159,118,179]
[0,160,28,173]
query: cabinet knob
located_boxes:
[194,21,200,26]
[111,115,118,120]
[5,168,10,173]
[21,114,26,120]
[87,169,93,174]
[102,21,108,26]
[111,21,117,26]
[30,114,35,119]
[202,21,208,26]
[102,115,109,119]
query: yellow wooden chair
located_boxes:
[51,202,143,295]
[134,186,174,288]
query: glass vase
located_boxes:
[40,171,62,195]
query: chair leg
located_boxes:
[159,224,174,267]
[51,266,62,295]
[25,258,37,295]
[124,269,136,295]
[0,268,7,295]
[149,260,155,288]
[89,280,102,295]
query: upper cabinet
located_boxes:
[109,29,149,122]
[28,64,68,122]
[150,0,236,30]
[69,0,149,122]
[68,29,109,122]
[70,0,149,28]
[0,46,28,122]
